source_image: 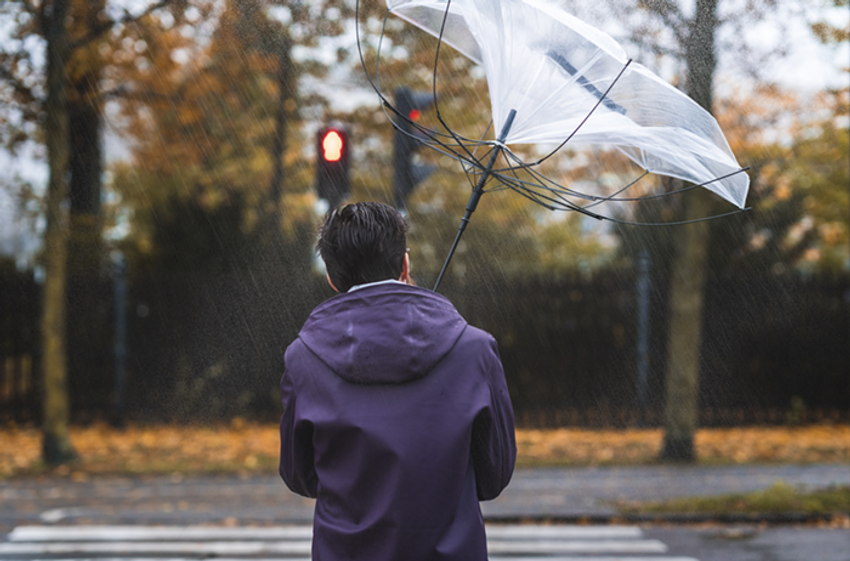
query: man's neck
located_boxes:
[348,279,405,292]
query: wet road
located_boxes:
[1,464,848,561]
[0,523,847,561]
[2,464,847,531]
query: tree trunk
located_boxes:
[67,1,109,413]
[660,192,711,461]
[660,0,718,462]
[41,0,77,465]
[269,36,293,225]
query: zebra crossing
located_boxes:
[1,524,699,560]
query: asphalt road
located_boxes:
[1,464,848,561]
[646,525,850,561]
[1,463,847,532]
[483,463,850,519]
[2,523,848,561]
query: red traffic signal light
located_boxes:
[321,130,344,162]
[316,125,350,207]
[393,87,436,210]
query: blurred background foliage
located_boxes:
[0,0,847,429]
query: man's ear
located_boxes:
[399,252,410,284]
[326,273,340,293]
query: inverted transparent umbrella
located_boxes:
[358,0,750,291]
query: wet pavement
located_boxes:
[483,463,850,519]
[1,463,847,533]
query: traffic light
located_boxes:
[316,125,351,208]
[393,87,436,210]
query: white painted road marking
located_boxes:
[1,541,313,555]
[9,525,314,541]
[2,524,701,560]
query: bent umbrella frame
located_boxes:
[355,0,751,291]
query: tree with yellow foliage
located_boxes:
[1,0,198,463]
[111,0,355,275]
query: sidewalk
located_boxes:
[484,463,850,520]
[2,464,847,533]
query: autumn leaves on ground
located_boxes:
[1,423,847,479]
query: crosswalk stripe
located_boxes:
[490,559,699,561]
[2,524,699,561]
[6,555,699,561]
[1,542,312,555]
[2,559,310,561]
[485,526,643,539]
[0,539,669,556]
[8,526,313,541]
[488,539,668,554]
[8,524,642,541]
[491,559,699,561]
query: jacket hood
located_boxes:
[298,283,467,384]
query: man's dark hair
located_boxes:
[317,202,408,293]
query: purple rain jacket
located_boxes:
[279,281,516,561]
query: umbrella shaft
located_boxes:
[433,110,517,292]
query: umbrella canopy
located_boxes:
[386,0,750,209]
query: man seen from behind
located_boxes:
[279,201,516,560]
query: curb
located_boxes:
[484,512,849,525]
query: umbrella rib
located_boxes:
[546,50,627,115]
[581,171,651,210]
[495,153,602,202]
[479,148,589,205]
[503,175,752,225]
[434,109,517,292]
[602,206,752,227]
[429,0,495,166]
[363,0,628,209]
[532,59,633,167]
[356,6,394,124]
[415,126,486,165]
[508,181,605,219]
[365,5,492,164]
[606,167,751,203]
[365,0,751,247]
[483,162,595,214]
[476,146,651,215]
[460,121,496,191]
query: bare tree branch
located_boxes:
[0,62,40,108]
[0,98,40,121]
[641,0,689,47]
[98,84,181,103]
[19,0,40,19]
[626,22,684,61]
[69,0,173,51]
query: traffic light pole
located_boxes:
[433,109,517,292]
[393,87,436,211]
[316,125,350,208]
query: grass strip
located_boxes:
[616,481,850,516]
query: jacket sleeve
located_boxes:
[278,346,318,498]
[471,335,517,501]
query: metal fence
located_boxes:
[0,267,40,422]
[2,266,848,427]
[445,273,850,417]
